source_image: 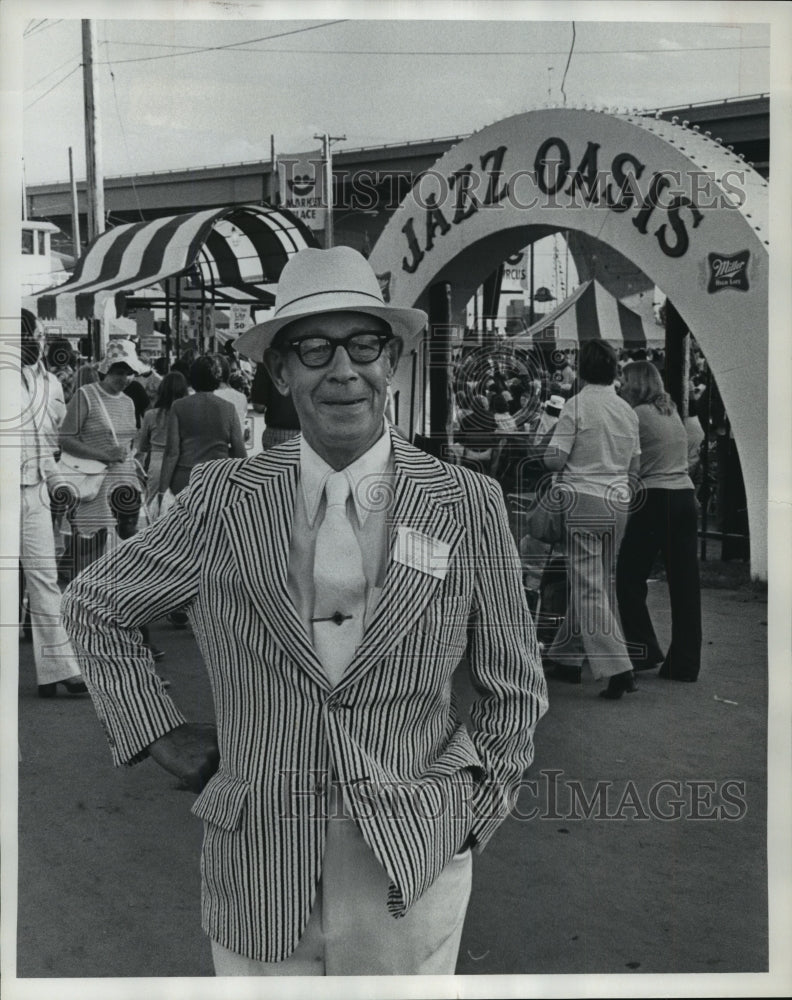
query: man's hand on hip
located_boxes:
[149,723,219,792]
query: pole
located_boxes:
[427,281,452,455]
[175,277,182,362]
[68,147,82,259]
[314,131,345,249]
[529,241,535,325]
[82,19,105,241]
[164,279,172,366]
[664,299,687,414]
[21,158,28,221]
[269,134,277,206]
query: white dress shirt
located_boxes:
[286,425,394,645]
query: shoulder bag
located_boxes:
[524,475,564,545]
[58,384,121,503]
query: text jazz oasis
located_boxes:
[399,137,743,275]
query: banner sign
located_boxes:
[230,304,252,335]
[278,151,327,231]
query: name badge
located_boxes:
[393,527,451,580]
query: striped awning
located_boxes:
[511,279,652,348]
[37,205,317,321]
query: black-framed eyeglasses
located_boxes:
[285,332,393,369]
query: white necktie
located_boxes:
[312,472,367,687]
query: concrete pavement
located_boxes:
[13,578,773,984]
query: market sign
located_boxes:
[368,107,769,578]
[278,151,327,231]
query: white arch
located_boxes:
[369,108,769,579]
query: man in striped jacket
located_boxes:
[63,246,548,976]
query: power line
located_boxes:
[95,43,768,60]
[27,53,82,93]
[95,19,348,66]
[24,19,63,39]
[106,56,146,224]
[560,22,576,106]
[23,19,48,37]
[24,63,81,111]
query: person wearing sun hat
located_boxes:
[62,246,547,976]
[60,340,142,542]
[97,338,151,376]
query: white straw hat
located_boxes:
[98,338,149,375]
[544,394,566,412]
[234,246,427,362]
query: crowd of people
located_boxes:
[16,246,721,976]
[21,321,710,705]
[450,337,704,699]
[18,328,255,692]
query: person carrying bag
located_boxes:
[58,341,146,572]
[58,383,119,502]
[523,473,565,546]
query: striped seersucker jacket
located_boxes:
[62,427,548,962]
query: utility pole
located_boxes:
[68,147,82,259]
[314,131,345,249]
[82,19,105,361]
[269,134,277,206]
[81,19,105,241]
[21,158,28,220]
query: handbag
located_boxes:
[524,477,565,545]
[57,384,122,503]
[525,500,563,545]
[57,451,108,502]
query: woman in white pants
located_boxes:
[20,333,85,697]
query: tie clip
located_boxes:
[311,612,353,626]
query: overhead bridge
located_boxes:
[25,94,769,258]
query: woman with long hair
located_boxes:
[542,339,641,700]
[616,361,702,682]
[123,378,151,430]
[134,371,189,505]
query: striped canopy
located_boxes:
[37,205,317,321]
[511,279,652,348]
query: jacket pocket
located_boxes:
[414,596,471,653]
[417,595,470,628]
[191,770,251,831]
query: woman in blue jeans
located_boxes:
[616,361,702,682]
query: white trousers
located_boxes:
[20,484,81,685]
[546,492,633,679]
[211,815,472,976]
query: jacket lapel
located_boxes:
[338,432,466,691]
[220,432,467,694]
[222,441,330,692]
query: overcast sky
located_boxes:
[15,2,775,187]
